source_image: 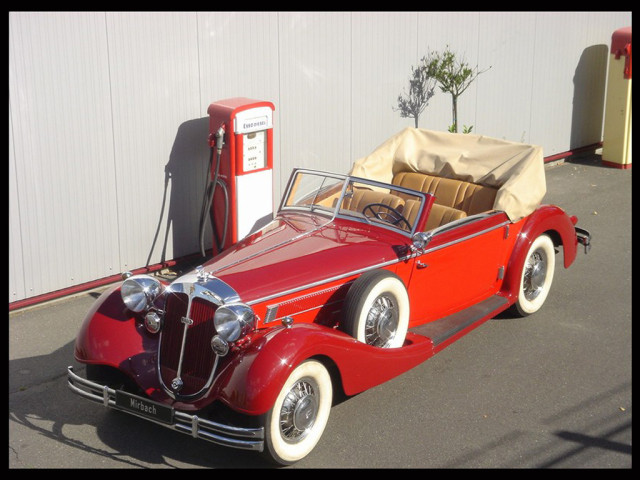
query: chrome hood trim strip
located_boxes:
[167,271,241,305]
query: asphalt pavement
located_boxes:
[8,152,631,468]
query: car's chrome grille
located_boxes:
[159,292,218,398]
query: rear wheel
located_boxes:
[263,360,333,465]
[341,270,409,348]
[511,234,556,316]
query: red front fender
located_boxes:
[76,289,434,416]
[213,323,434,416]
[74,284,161,394]
[75,284,143,365]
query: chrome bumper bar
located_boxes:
[67,366,264,452]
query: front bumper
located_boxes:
[67,366,264,452]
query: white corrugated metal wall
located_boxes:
[9,11,631,304]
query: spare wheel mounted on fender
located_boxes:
[341,269,410,348]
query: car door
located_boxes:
[407,212,514,325]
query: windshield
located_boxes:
[280,169,427,235]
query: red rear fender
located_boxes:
[501,205,579,301]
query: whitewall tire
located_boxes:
[512,234,556,316]
[341,270,410,348]
[263,360,333,465]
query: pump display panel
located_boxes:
[234,106,273,174]
[242,131,267,172]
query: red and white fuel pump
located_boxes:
[199,98,275,257]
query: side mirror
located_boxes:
[411,232,431,252]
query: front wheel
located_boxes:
[263,360,333,465]
[511,234,556,316]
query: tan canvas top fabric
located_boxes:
[350,128,546,222]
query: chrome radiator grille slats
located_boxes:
[159,293,218,397]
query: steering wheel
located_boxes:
[362,203,411,230]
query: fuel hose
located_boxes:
[199,126,228,257]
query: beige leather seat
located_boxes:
[393,171,497,216]
[341,172,492,232]
[341,188,405,217]
[402,200,467,231]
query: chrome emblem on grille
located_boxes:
[171,377,183,391]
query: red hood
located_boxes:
[200,212,410,304]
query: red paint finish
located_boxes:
[73,203,584,417]
[73,285,145,367]
[73,284,167,399]
[602,159,632,170]
[407,212,517,324]
[206,212,411,307]
[611,27,632,80]
[68,154,590,473]
[500,205,579,303]
[213,323,434,415]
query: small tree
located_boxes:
[393,55,438,128]
[425,46,490,133]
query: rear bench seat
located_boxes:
[392,171,497,216]
[341,171,497,231]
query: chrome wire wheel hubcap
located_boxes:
[523,249,547,301]
[365,294,398,347]
[279,379,318,443]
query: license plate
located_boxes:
[115,390,173,424]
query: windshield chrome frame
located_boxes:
[279,168,429,237]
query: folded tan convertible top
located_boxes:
[350,128,546,222]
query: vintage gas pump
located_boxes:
[199,98,275,257]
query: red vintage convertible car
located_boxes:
[68,128,590,465]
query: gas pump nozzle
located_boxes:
[214,125,225,154]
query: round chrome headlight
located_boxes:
[213,303,255,342]
[121,275,163,312]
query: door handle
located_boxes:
[416,261,428,269]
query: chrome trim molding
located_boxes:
[263,284,345,323]
[425,211,501,237]
[67,366,264,452]
[264,305,279,323]
[264,282,351,325]
[420,218,510,255]
[248,214,508,307]
[248,258,409,306]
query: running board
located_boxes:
[409,295,508,346]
